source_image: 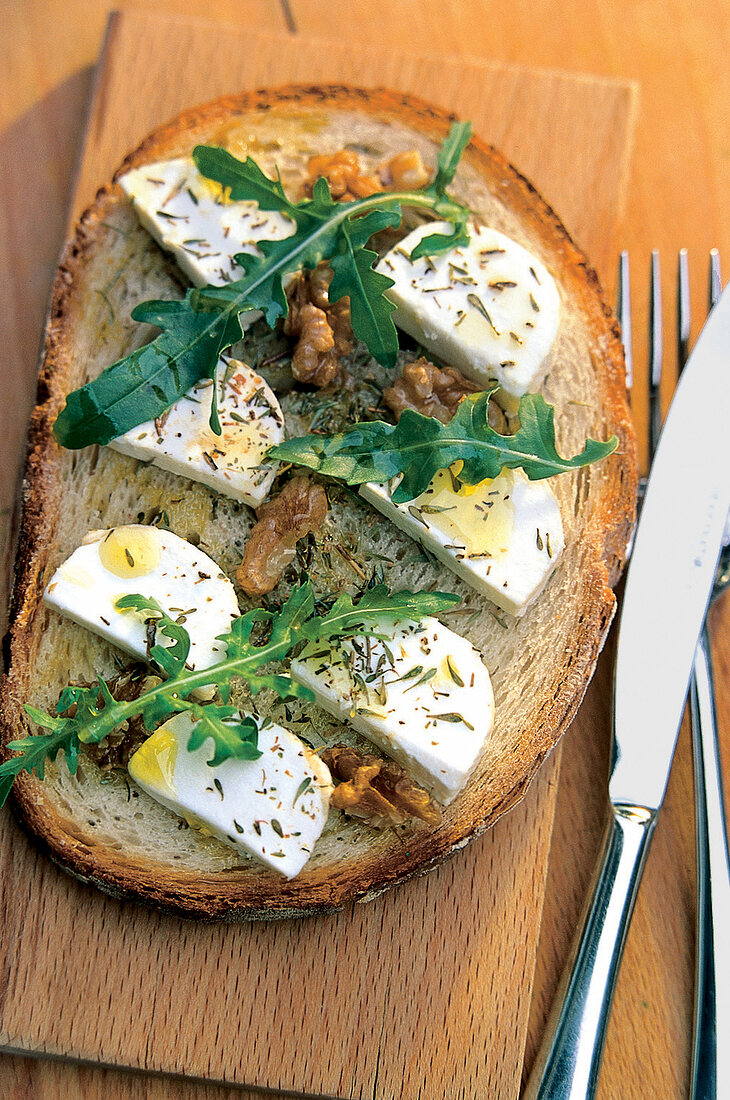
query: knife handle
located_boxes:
[523,804,657,1100]
[690,625,730,1100]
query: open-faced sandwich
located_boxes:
[0,87,637,919]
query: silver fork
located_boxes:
[621,249,730,1100]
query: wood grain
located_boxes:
[0,8,635,1099]
[0,1054,291,1100]
[0,756,561,1099]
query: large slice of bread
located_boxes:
[0,86,636,919]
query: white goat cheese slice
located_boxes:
[108,357,285,506]
[119,156,295,290]
[128,712,333,878]
[360,466,564,617]
[376,223,560,402]
[291,616,493,804]
[43,526,239,670]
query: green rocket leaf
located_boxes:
[53,126,473,448]
[270,387,619,502]
[3,582,459,805]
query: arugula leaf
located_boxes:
[115,593,191,676]
[269,388,619,502]
[329,209,401,368]
[0,682,105,804]
[53,294,245,446]
[0,714,80,804]
[2,582,459,806]
[192,146,295,213]
[190,177,399,335]
[184,705,261,767]
[432,121,472,195]
[53,125,473,449]
[215,581,315,700]
[409,219,470,262]
[302,584,460,641]
[188,173,362,330]
[411,120,472,260]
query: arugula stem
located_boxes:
[2,584,460,806]
[195,187,465,311]
[79,568,461,744]
[77,634,299,745]
[54,123,475,449]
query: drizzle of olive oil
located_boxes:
[98,527,162,579]
[128,727,178,795]
[412,465,515,556]
[196,176,230,204]
[56,563,96,590]
[181,811,216,838]
[211,112,328,162]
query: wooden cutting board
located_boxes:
[0,10,636,1098]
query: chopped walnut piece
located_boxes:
[383,357,509,432]
[383,357,478,423]
[321,743,442,828]
[284,263,353,387]
[302,147,432,203]
[236,476,328,597]
[302,150,382,201]
[381,148,431,190]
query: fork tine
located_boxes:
[678,248,691,374]
[710,248,722,309]
[649,250,663,459]
[618,250,633,389]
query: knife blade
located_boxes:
[524,281,730,1100]
[611,282,730,811]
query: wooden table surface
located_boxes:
[2,2,729,1098]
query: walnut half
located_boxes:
[236,476,328,598]
[321,743,442,828]
[383,357,509,433]
[284,264,353,388]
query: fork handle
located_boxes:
[690,625,730,1100]
[523,805,656,1100]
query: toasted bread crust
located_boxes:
[1,85,636,919]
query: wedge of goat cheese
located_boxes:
[108,358,285,506]
[360,466,564,616]
[43,526,239,670]
[291,616,493,804]
[376,223,560,405]
[119,156,295,289]
[128,712,333,878]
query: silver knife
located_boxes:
[524,282,730,1100]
